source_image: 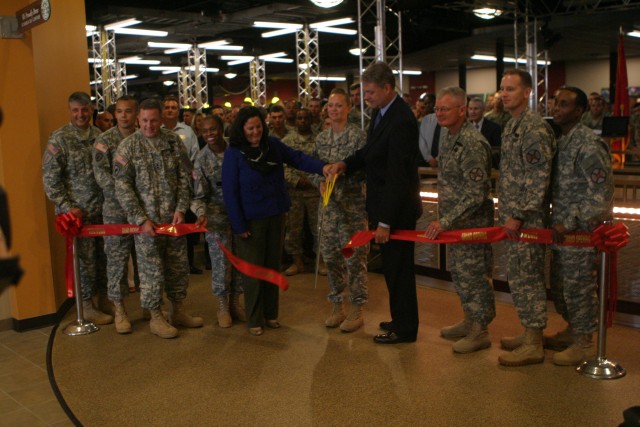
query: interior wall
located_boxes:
[565,57,640,95]
[0,0,90,325]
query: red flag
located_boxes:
[614,28,629,117]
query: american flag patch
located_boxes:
[47,143,59,155]
[115,154,128,167]
[95,142,108,153]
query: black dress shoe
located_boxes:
[379,321,395,332]
[373,331,416,344]
[190,266,203,274]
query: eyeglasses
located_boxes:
[434,105,463,113]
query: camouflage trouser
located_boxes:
[205,228,243,297]
[104,233,134,301]
[319,197,369,305]
[134,234,189,309]
[448,242,496,326]
[76,235,107,301]
[550,246,598,334]
[285,193,319,255]
[505,241,547,329]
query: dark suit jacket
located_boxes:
[345,96,421,228]
[480,118,502,168]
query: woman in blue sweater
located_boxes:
[222,106,327,336]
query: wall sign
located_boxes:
[16,0,50,33]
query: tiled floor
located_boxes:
[0,326,72,426]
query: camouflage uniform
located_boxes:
[93,127,138,301]
[42,124,107,301]
[485,110,511,130]
[438,122,495,326]
[114,128,191,310]
[312,124,369,304]
[550,123,613,334]
[580,111,610,131]
[627,111,640,162]
[190,145,242,297]
[282,131,320,255]
[347,107,371,130]
[498,108,556,329]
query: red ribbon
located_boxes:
[342,224,630,327]
[54,214,290,296]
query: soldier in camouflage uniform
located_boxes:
[312,89,369,333]
[485,92,511,131]
[93,95,139,334]
[547,87,614,366]
[496,70,556,367]
[281,108,321,276]
[580,95,609,131]
[626,102,640,162]
[190,115,245,328]
[42,92,112,325]
[424,87,495,354]
[114,99,206,339]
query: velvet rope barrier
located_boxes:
[54,213,290,296]
[342,223,630,327]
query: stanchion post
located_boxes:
[576,250,625,379]
[63,237,100,336]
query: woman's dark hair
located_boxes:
[229,106,268,148]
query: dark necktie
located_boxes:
[374,111,382,129]
[431,124,441,158]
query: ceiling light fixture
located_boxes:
[148,42,191,49]
[471,54,550,66]
[392,70,422,75]
[104,18,141,30]
[473,8,503,19]
[163,80,175,86]
[90,74,138,85]
[628,31,640,38]
[309,0,344,8]
[119,56,161,65]
[113,28,168,37]
[224,72,237,79]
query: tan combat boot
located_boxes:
[452,321,491,353]
[318,257,328,276]
[324,303,346,328]
[216,295,232,328]
[230,293,247,322]
[113,300,132,334]
[340,304,364,333]
[284,254,305,276]
[169,300,204,328]
[498,328,545,367]
[149,309,178,339]
[95,293,114,316]
[500,330,525,350]
[552,333,595,366]
[82,299,113,325]
[544,325,573,351]
[440,314,472,339]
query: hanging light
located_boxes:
[309,0,343,8]
[473,7,503,19]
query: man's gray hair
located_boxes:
[68,92,92,106]
[436,86,467,105]
[468,97,484,107]
[362,62,395,88]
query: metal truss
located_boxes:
[356,0,404,128]
[177,68,190,108]
[250,58,267,107]
[91,28,126,112]
[296,24,320,105]
[183,46,208,109]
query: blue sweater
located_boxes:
[222,136,325,234]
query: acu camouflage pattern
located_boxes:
[627,111,640,162]
[42,123,106,301]
[498,108,556,329]
[282,131,320,255]
[438,121,495,325]
[93,126,136,301]
[191,146,242,297]
[313,124,369,304]
[550,123,614,334]
[114,128,191,309]
[580,111,609,131]
[484,110,511,130]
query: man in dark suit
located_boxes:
[327,62,422,344]
[468,97,502,167]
